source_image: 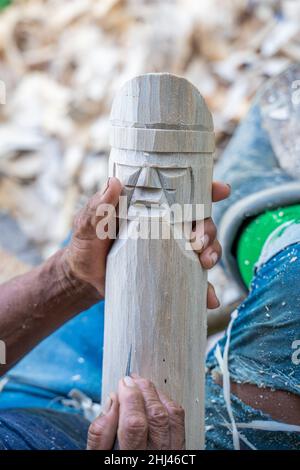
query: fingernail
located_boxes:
[210,252,218,266]
[191,233,209,252]
[123,376,135,387]
[212,292,220,308]
[200,234,210,250]
[103,395,112,414]
[190,230,196,243]
[101,178,110,195]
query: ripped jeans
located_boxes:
[206,242,300,450]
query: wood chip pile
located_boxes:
[0,0,299,257]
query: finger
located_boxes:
[212,181,231,202]
[132,376,170,450]
[199,239,222,270]
[94,177,123,244]
[90,177,122,214]
[73,178,122,238]
[190,218,217,253]
[87,393,119,450]
[94,177,122,224]
[118,376,148,450]
[207,282,220,309]
[156,390,185,450]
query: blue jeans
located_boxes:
[0,409,89,450]
[1,243,300,449]
[0,301,105,412]
[206,242,300,450]
[0,301,104,449]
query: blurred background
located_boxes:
[0,0,299,307]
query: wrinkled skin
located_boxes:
[87,375,185,450]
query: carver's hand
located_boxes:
[63,177,229,303]
[87,375,185,450]
[191,181,230,309]
[62,177,122,298]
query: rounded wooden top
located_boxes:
[110,73,214,153]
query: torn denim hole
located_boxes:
[208,294,300,450]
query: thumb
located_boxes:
[95,177,123,241]
[87,393,119,450]
[99,177,123,207]
[73,177,122,240]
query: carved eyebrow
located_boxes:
[116,163,140,168]
[157,168,189,177]
[117,163,188,170]
[157,167,188,171]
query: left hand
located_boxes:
[63,178,230,307]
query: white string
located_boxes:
[47,389,101,422]
[65,389,101,422]
[213,307,300,450]
[223,421,257,450]
[238,432,257,450]
[235,420,300,433]
[214,308,240,450]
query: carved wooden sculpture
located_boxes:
[102,73,214,449]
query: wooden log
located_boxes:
[102,73,214,449]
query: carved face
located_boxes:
[109,149,210,221]
[113,149,192,217]
[115,162,192,218]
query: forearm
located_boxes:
[0,248,101,375]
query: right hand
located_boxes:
[87,375,185,450]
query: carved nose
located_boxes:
[136,167,161,188]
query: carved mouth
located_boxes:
[133,200,160,207]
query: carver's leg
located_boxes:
[206,238,300,449]
[213,64,300,291]
[206,65,300,450]
[0,299,104,415]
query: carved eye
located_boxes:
[158,168,189,190]
[115,164,141,186]
[158,168,188,178]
